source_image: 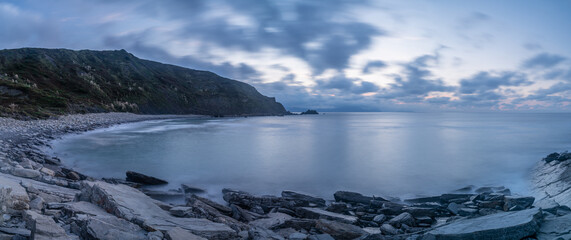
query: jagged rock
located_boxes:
[0,227,31,238]
[387,212,415,228]
[23,210,70,240]
[39,167,55,177]
[446,202,462,215]
[250,212,293,229]
[424,208,543,240]
[170,206,192,217]
[380,223,399,235]
[249,227,285,240]
[503,196,534,211]
[11,168,41,179]
[377,201,406,215]
[0,173,30,212]
[78,181,236,239]
[325,202,348,213]
[537,214,571,240]
[187,194,232,216]
[223,189,287,213]
[333,191,381,205]
[166,227,207,240]
[296,207,358,224]
[282,190,326,207]
[315,219,366,240]
[125,171,168,185]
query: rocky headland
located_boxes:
[0,113,570,240]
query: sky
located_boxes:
[1,0,571,112]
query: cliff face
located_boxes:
[0,48,286,118]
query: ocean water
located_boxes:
[51,112,571,201]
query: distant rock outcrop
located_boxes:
[300,109,319,115]
[0,48,286,118]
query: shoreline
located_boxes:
[0,113,569,239]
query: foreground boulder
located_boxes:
[0,173,30,213]
[126,171,168,185]
[23,210,71,240]
[424,208,542,240]
[78,181,236,239]
[537,214,571,240]
[532,151,571,208]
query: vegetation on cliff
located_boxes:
[0,48,286,119]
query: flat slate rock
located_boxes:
[537,214,571,240]
[296,207,358,224]
[0,173,30,211]
[78,181,236,239]
[424,208,542,240]
[126,171,168,185]
[532,158,571,208]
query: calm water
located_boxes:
[51,112,571,201]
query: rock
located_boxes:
[424,208,543,240]
[223,189,288,213]
[404,196,442,204]
[308,234,335,240]
[66,171,81,181]
[271,218,317,231]
[39,167,55,177]
[296,207,358,224]
[380,223,399,235]
[125,171,168,185]
[187,194,232,216]
[29,197,44,210]
[0,227,31,237]
[78,181,236,239]
[147,231,164,240]
[169,206,192,217]
[405,206,447,218]
[504,196,535,211]
[333,191,379,205]
[181,184,206,194]
[458,208,478,216]
[536,214,571,240]
[532,151,571,208]
[61,201,147,240]
[475,187,494,194]
[446,202,462,215]
[543,151,571,163]
[288,232,308,240]
[11,168,41,179]
[282,190,326,207]
[377,201,406,215]
[166,227,207,240]
[248,226,285,240]
[315,219,367,240]
[23,210,70,240]
[250,212,293,229]
[387,212,415,227]
[0,173,30,212]
[325,202,348,213]
[372,214,386,224]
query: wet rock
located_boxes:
[333,191,379,205]
[296,207,358,224]
[169,206,192,217]
[271,218,317,231]
[404,196,442,204]
[223,189,288,213]
[78,181,236,239]
[125,171,168,185]
[315,219,367,240]
[446,202,462,215]
[377,202,406,215]
[424,208,543,240]
[282,190,326,207]
[188,194,232,215]
[387,212,415,228]
[166,227,207,240]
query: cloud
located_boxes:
[316,74,379,94]
[521,53,567,69]
[523,42,542,51]
[456,12,490,30]
[459,71,530,94]
[362,60,387,74]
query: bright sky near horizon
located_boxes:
[1,0,570,112]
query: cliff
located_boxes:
[0,48,286,118]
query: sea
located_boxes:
[50,112,571,202]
